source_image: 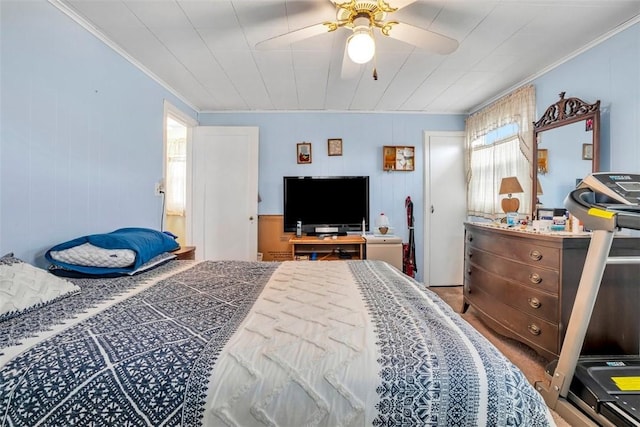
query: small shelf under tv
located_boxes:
[289,236,365,261]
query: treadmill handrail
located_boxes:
[565,188,640,231]
[537,178,640,426]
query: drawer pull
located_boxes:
[528,297,541,309]
[529,250,543,261]
[529,273,542,284]
[528,324,541,336]
[467,250,473,258]
[467,235,473,243]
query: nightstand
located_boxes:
[364,235,403,270]
[171,246,196,260]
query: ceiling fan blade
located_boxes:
[386,22,458,54]
[341,39,361,79]
[245,1,333,25]
[255,23,330,50]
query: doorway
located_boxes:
[163,101,197,247]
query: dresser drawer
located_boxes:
[466,229,560,269]
[465,263,559,322]
[465,285,559,356]
[466,248,559,294]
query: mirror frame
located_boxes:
[532,92,601,217]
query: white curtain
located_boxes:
[465,85,536,218]
[166,138,186,216]
[468,136,531,217]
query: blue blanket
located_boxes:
[45,227,179,275]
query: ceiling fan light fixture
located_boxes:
[347,27,375,64]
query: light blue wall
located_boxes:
[0,1,197,266]
[198,113,466,281]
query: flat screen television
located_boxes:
[283,176,370,235]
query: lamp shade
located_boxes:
[376,213,390,227]
[499,176,524,195]
[537,178,543,195]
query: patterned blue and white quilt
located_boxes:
[0,260,555,426]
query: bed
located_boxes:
[1,249,555,426]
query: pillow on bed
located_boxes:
[49,243,136,268]
[48,251,177,278]
[0,254,80,322]
[45,227,179,276]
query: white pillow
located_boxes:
[0,256,80,321]
[48,242,136,268]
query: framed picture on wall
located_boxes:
[297,142,312,164]
[582,143,593,160]
[328,138,342,156]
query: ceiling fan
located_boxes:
[255,0,459,79]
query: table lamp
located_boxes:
[499,176,524,213]
[375,213,390,234]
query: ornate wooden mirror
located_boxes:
[532,92,601,217]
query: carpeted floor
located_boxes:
[429,285,572,427]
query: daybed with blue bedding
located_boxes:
[44,227,180,276]
[0,229,555,426]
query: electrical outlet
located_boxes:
[154,180,164,196]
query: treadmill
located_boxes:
[535,172,640,427]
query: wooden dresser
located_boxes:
[463,222,640,361]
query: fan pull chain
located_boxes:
[372,48,378,80]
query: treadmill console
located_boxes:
[579,172,640,206]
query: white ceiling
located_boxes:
[53,0,640,114]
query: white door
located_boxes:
[190,126,259,261]
[423,131,466,286]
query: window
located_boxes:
[468,126,530,216]
[465,85,535,218]
[166,117,187,216]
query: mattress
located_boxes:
[0,259,555,426]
